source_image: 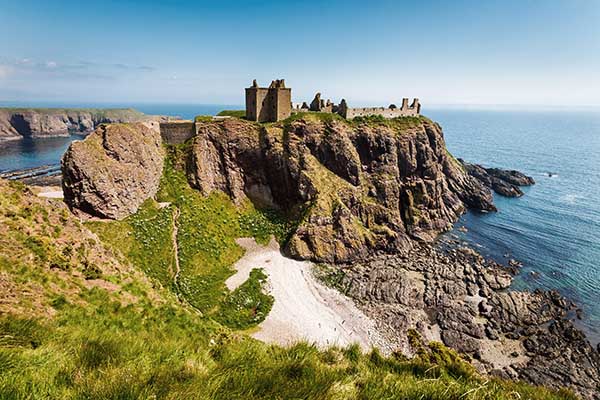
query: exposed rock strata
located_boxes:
[461,159,535,197]
[0,108,158,140]
[185,117,495,263]
[333,244,600,399]
[63,116,495,262]
[61,122,164,219]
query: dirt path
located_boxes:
[226,237,390,351]
[171,206,203,315]
[171,207,181,288]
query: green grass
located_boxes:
[89,145,294,327]
[216,110,246,118]
[349,114,425,131]
[281,111,346,127]
[155,147,293,318]
[0,303,577,400]
[195,115,213,122]
[86,199,176,289]
[215,268,274,329]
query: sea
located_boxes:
[1,103,599,344]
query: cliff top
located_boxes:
[204,109,432,130]
[0,107,146,117]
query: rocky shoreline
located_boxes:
[461,159,536,197]
[322,241,600,399]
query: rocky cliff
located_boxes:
[190,116,500,263]
[61,122,164,219]
[63,114,496,261]
[0,108,155,140]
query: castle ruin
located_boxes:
[246,79,420,122]
[245,79,292,122]
[160,80,421,144]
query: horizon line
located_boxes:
[0,100,599,112]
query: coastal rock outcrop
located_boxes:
[184,116,495,262]
[0,108,154,140]
[61,115,494,262]
[59,115,600,397]
[461,159,535,197]
[61,122,164,219]
[335,244,600,399]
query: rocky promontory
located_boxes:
[63,115,495,261]
[0,107,165,141]
[332,244,600,399]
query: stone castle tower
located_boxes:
[245,79,291,122]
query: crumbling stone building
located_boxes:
[294,93,420,118]
[337,98,421,119]
[245,79,291,122]
[244,78,421,122]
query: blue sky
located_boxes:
[1,0,599,107]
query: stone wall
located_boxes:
[159,121,195,144]
[342,99,420,119]
[245,87,270,122]
[274,88,292,121]
[294,92,421,120]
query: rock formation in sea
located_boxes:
[460,159,535,197]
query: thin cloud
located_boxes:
[0,65,12,79]
[2,58,155,72]
[0,58,156,81]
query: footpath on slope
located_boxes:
[226,237,391,352]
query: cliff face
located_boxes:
[63,115,494,261]
[61,122,164,219]
[186,117,495,262]
[0,108,150,140]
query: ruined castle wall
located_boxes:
[274,88,292,121]
[159,122,196,144]
[245,88,269,122]
[344,106,419,119]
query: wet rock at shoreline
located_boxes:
[331,244,600,399]
[459,159,535,198]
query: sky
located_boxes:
[1,0,599,107]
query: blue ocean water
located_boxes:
[427,108,600,344]
[1,104,598,343]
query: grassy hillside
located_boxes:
[0,174,578,399]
